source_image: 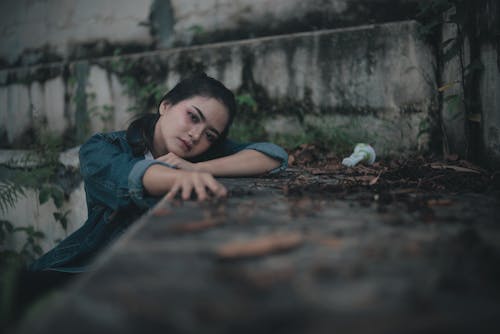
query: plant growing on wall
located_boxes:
[417,0,484,158]
[110,49,168,115]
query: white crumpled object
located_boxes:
[342,143,376,167]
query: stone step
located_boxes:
[0,20,436,156]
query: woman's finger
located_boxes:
[166,183,180,201]
[194,181,208,201]
[181,181,194,200]
[204,176,227,198]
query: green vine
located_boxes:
[417,0,484,158]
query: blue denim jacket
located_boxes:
[29,130,288,272]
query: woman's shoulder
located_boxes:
[80,131,132,157]
[85,130,127,143]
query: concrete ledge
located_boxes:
[16,173,500,333]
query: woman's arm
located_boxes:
[197,149,280,176]
[158,150,280,176]
[157,139,288,177]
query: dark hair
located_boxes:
[126,73,237,156]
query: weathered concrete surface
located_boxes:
[480,43,500,166]
[0,0,424,68]
[439,0,500,167]
[17,171,500,334]
[0,0,153,67]
[0,21,437,156]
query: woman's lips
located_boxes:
[178,138,192,151]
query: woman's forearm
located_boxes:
[195,149,280,177]
[143,164,181,196]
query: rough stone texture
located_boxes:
[440,21,467,157]
[0,84,31,146]
[16,172,500,334]
[167,0,423,48]
[480,44,500,166]
[0,21,437,156]
[0,0,424,68]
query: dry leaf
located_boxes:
[168,218,224,233]
[427,199,453,206]
[216,233,303,259]
[428,163,481,174]
[152,207,172,217]
[369,172,382,185]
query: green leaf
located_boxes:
[39,186,51,205]
[441,38,456,49]
[33,245,43,255]
[0,220,14,233]
[444,94,462,119]
[443,39,461,63]
[50,186,65,208]
[464,59,484,79]
[32,231,45,239]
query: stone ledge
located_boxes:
[16,171,500,333]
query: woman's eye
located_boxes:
[206,132,216,143]
[188,111,199,123]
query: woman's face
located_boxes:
[153,96,229,158]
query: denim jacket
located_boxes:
[29,130,288,272]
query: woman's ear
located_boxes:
[159,101,170,115]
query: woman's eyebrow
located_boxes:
[192,105,221,137]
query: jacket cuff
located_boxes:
[243,143,289,174]
[128,159,176,209]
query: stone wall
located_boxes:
[0,21,437,155]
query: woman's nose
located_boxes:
[188,126,203,142]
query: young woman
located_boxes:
[29,73,288,273]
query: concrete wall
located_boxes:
[478,1,500,167]
[480,43,500,167]
[0,0,153,67]
[0,0,423,68]
[0,21,437,155]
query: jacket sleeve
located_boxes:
[194,139,288,174]
[79,133,175,210]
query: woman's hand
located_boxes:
[156,152,198,171]
[165,170,227,201]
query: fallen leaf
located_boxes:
[168,218,224,233]
[316,237,342,249]
[427,199,453,206]
[369,172,383,185]
[428,163,481,174]
[216,233,303,260]
[152,207,172,217]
